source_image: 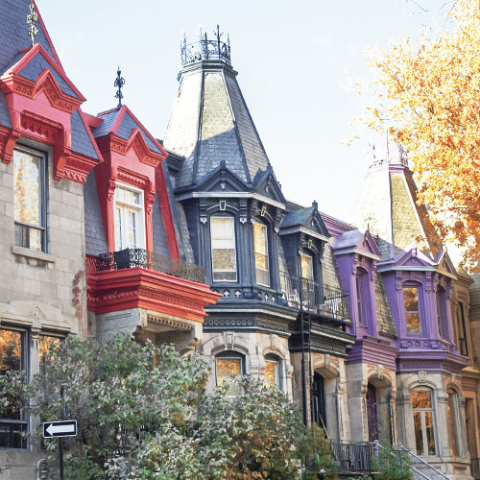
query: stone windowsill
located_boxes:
[12,246,56,264]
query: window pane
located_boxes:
[447,394,458,456]
[39,336,60,376]
[14,150,42,226]
[253,223,267,256]
[211,218,236,282]
[457,303,468,356]
[301,255,313,281]
[425,412,436,455]
[29,227,42,251]
[411,390,432,409]
[406,313,421,334]
[404,288,419,312]
[0,330,22,374]
[265,360,278,388]
[216,358,242,395]
[413,412,424,455]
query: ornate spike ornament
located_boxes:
[27,2,38,47]
[114,67,125,108]
[181,24,231,66]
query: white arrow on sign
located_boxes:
[46,423,75,436]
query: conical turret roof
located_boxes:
[163,31,270,190]
[356,142,442,260]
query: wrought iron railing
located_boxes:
[92,248,205,284]
[471,458,480,480]
[331,441,374,473]
[0,419,28,449]
[181,27,231,66]
[280,272,350,320]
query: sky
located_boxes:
[36,0,449,224]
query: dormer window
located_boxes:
[210,217,237,282]
[436,287,447,339]
[404,287,421,334]
[356,274,364,325]
[253,222,269,286]
[114,185,145,251]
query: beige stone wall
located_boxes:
[0,139,88,476]
[199,331,293,399]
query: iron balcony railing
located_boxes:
[280,272,350,321]
[181,27,231,66]
[92,248,205,284]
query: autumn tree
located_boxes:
[355,0,480,268]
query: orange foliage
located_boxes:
[354,0,480,269]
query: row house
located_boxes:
[1,2,480,480]
[0,1,219,478]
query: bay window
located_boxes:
[14,147,47,252]
[114,185,145,251]
[265,357,279,389]
[253,222,269,286]
[210,217,237,282]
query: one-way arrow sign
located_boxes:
[43,420,77,438]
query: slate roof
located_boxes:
[84,172,108,256]
[281,206,315,229]
[71,110,99,160]
[93,107,163,155]
[0,0,60,74]
[18,52,79,98]
[163,61,270,189]
[374,272,397,337]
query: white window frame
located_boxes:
[210,216,237,282]
[114,183,145,251]
[253,221,270,287]
[411,387,437,456]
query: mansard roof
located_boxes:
[0,0,62,76]
[163,55,270,189]
[94,105,166,157]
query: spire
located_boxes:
[357,140,441,260]
[164,28,270,189]
[114,67,125,108]
[27,2,38,48]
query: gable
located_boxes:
[252,168,286,204]
[395,247,434,268]
[192,162,249,193]
[436,250,457,279]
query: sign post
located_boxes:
[43,420,77,480]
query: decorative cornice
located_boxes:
[175,191,286,210]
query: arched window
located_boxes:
[215,352,244,396]
[312,372,327,429]
[264,355,280,389]
[411,387,437,456]
[253,221,270,287]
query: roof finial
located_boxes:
[27,2,38,48]
[114,66,125,108]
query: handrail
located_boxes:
[398,443,450,480]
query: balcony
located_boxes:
[280,272,350,321]
[87,249,219,324]
[89,248,205,284]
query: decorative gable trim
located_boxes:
[333,246,381,261]
[435,250,458,280]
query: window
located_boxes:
[114,185,145,251]
[447,389,462,457]
[39,335,60,376]
[412,388,437,456]
[265,357,279,389]
[14,147,47,252]
[300,253,315,308]
[457,302,468,356]
[210,217,237,282]
[0,329,27,449]
[253,222,269,286]
[436,288,447,338]
[404,287,421,334]
[356,274,364,325]
[216,354,243,396]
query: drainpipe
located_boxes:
[300,310,308,426]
